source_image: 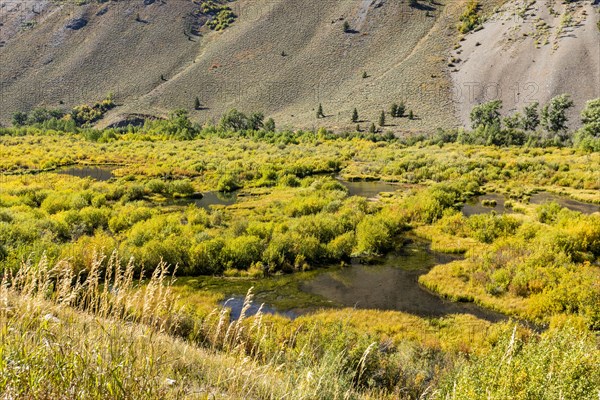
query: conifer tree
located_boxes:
[379,110,386,127]
[352,108,359,123]
[397,101,406,117]
[317,103,325,119]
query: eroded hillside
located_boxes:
[451,0,600,128]
[0,0,598,132]
[0,0,470,132]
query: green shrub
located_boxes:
[467,213,521,243]
[437,326,600,399]
[41,192,72,214]
[217,174,241,192]
[123,185,146,202]
[188,238,226,275]
[536,201,563,223]
[168,180,195,197]
[146,179,167,194]
[222,235,263,270]
[326,231,356,259]
[108,206,153,233]
[457,0,481,33]
[285,195,329,217]
[355,215,392,255]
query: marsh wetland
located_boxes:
[1,131,598,399]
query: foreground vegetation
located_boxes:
[1,254,598,399]
[1,121,599,397]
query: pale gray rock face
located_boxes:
[451,0,600,129]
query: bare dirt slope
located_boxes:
[0,0,200,123]
[1,0,597,132]
[451,0,600,128]
[104,0,465,132]
[1,0,465,132]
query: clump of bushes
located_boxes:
[12,94,115,129]
[438,326,600,399]
[481,199,497,207]
[200,0,237,30]
[467,213,521,244]
[458,0,481,33]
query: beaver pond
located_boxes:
[215,238,506,323]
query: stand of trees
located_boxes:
[433,94,599,150]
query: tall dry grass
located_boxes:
[0,252,383,399]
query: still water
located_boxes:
[56,166,115,181]
[223,240,505,323]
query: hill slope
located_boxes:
[0,0,467,132]
[0,0,598,131]
[451,0,600,128]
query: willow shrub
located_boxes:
[436,325,600,399]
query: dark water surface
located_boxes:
[338,180,399,198]
[180,179,398,209]
[56,166,115,181]
[174,191,239,209]
[529,192,599,214]
[462,192,599,216]
[461,193,507,216]
[299,241,505,322]
[224,296,301,320]
[223,240,505,323]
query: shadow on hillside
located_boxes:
[409,2,436,11]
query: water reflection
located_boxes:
[530,192,599,214]
[462,192,599,216]
[300,241,505,322]
[223,296,300,320]
[56,166,115,181]
[174,191,238,209]
[338,179,399,198]
[461,193,506,216]
[222,240,505,323]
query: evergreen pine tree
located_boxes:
[379,110,386,127]
[397,101,406,117]
[352,108,359,123]
[391,103,398,118]
[194,97,201,110]
[522,102,540,131]
[369,123,376,133]
[317,103,324,119]
[362,71,368,79]
[343,21,351,32]
[408,110,414,120]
